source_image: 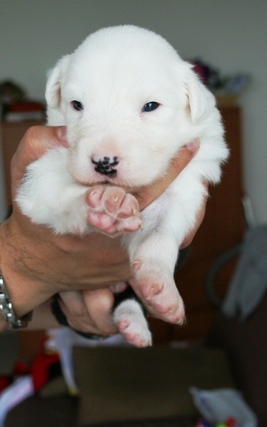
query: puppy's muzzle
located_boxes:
[92,156,119,177]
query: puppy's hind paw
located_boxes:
[132,268,186,325]
[113,300,152,348]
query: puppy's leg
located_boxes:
[113,286,152,347]
[16,151,91,234]
[129,231,185,325]
[124,177,206,325]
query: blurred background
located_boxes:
[0,0,266,224]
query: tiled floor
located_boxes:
[0,331,19,374]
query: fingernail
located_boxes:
[185,138,200,153]
[56,126,68,145]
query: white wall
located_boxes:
[0,0,266,223]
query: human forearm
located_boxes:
[0,220,53,320]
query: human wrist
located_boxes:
[0,272,32,329]
[0,262,47,323]
[0,220,51,324]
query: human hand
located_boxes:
[55,135,205,331]
[55,135,204,331]
[0,125,205,331]
[57,289,117,336]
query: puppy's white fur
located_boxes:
[16,26,228,346]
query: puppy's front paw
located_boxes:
[114,299,152,347]
[86,186,143,235]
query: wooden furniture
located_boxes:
[150,106,246,343]
[1,121,43,207]
[0,107,245,354]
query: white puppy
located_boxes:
[16,25,228,347]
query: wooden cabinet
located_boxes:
[1,120,43,207]
[1,107,245,352]
[151,106,246,343]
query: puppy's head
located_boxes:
[46,25,216,188]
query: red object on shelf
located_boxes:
[225,417,236,427]
[8,101,44,113]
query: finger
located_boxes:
[11,125,68,198]
[59,291,101,334]
[83,288,118,335]
[59,290,88,319]
[136,138,200,210]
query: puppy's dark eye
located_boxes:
[142,102,160,112]
[71,100,84,111]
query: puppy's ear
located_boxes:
[45,55,71,108]
[185,69,216,123]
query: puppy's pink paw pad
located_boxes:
[117,319,130,331]
[87,211,115,231]
[122,331,152,348]
[86,186,142,234]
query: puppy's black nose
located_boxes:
[91,156,119,177]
